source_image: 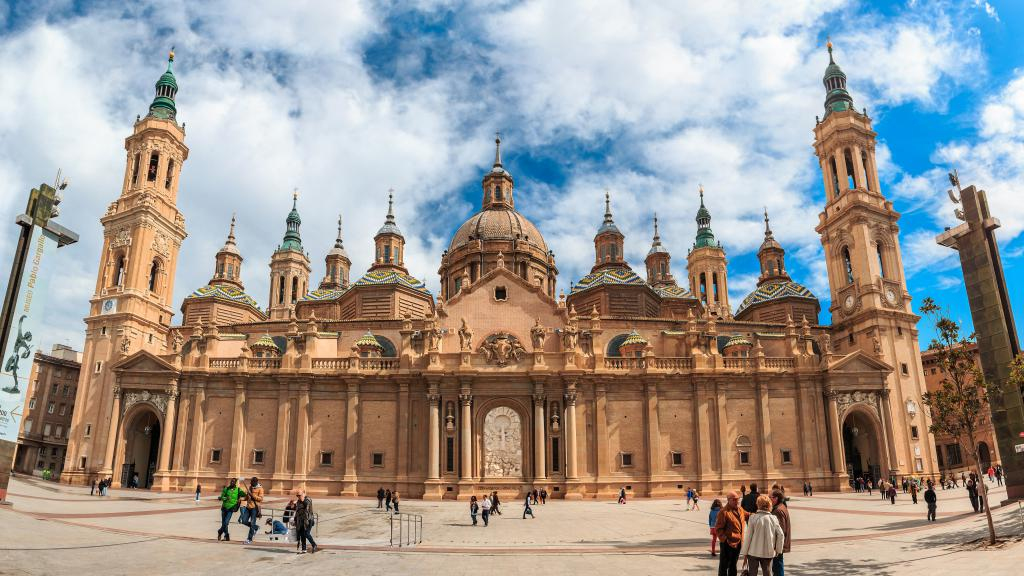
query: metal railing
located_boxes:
[389,512,423,547]
[259,507,319,538]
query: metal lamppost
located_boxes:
[0,173,78,505]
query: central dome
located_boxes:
[448,208,548,253]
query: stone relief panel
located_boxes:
[483,406,522,478]
[836,391,880,421]
[122,389,169,415]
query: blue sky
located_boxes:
[0,0,1021,352]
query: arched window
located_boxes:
[844,149,857,190]
[605,333,631,357]
[217,262,224,277]
[829,156,840,196]
[383,244,392,263]
[660,262,666,278]
[278,276,285,304]
[470,262,478,282]
[495,185,502,201]
[131,153,141,185]
[699,273,707,303]
[712,272,720,303]
[291,276,299,303]
[842,246,854,285]
[164,159,175,189]
[148,259,160,293]
[114,255,126,287]
[147,152,159,182]
[227,263,234,279]
[861,151,871,191]
[610,243,618,260]
[876,242,886,279]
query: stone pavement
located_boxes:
[2,476,1022,575]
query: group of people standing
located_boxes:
[214,477,318,554]
[88,477,113,496]
[375,487,401,514]
[711,483,791,576]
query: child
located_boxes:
[708,499,722,556]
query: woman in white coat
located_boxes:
[739,494,786,576]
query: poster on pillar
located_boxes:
[0,226,59,442]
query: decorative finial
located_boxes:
[603,188,614,224]
[826,36,834,64]
[335,214,344,246]
[292,187,298,208]
[387,188,395,220]
[169,46,175,62]
[653,213,660,239]
[699,184,705,205]
[228,212,236,241]
[494,131,502,167]
[763,207,772,234]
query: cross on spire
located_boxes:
[494,131,503,167]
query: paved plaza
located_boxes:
[1,477,1022,575]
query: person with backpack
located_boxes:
[294,489,318,554]
[217,478,246,542]
[523,492,535,519]
[243,476,264,544]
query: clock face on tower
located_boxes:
[885,287,898,305]
[843,294,855,312]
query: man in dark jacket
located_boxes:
[377,487,385,509]
[924,481,937,521]
[770,489,791,576]
[715,492,748,576]
[740,483,759,515]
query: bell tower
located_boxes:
[687,187,730,318]
[269,191,312,320]
[64,50,189,485]
[813,40,937,477]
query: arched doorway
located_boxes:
[978,442,991,470]
[482,406,523,478]
[120,409,161,489]
[842,410,882,481]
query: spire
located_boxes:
[597,189,621,235]
[757,207,787,283]
[822,37,854,117]
[493,132,502,167]
[648,213,668,256]
[147,47,179,121]
[764,207,772,236]
[335,214,344,248]
[219,213,239,255]
[278,189,303,252]
[694,185,718,249]
[376,188,403,236]
[328,213,348,257]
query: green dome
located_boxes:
[822,42,854,117]
[355,331,383,349]
[251,334,281,354]
[694,187,718,249]
[148,50,178,121]
[278,193,304,253]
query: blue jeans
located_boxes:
[772,554,784,576]
[298,526,317,551]
[218,508,235,539]
[246,508,259,541]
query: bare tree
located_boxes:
[919,297,997,545]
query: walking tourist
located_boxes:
[392,491,401,514]
[195,483,202,502]
[866,478,873,496]
[807,482,813,496]
[540,488,548,504]
[294,489,318,554]
[216,478,245,542]
[740,495,786,576]
[90,479,96,496]
[481,494,492,527]
[243,476,264,544]
[996,466,1003,486]
[855,477,862,493]
[470,495,479,525]
[385,488,393,511]
[924,481,937,522]
[714,491,748,576]
[686,486,694,510]
[692,490,701,511]
[283,496,296,526]
[377,486,385,509]
[987,466,995,483]
[491,491,501,515]
[910,481,919,504]
[523,493,535,519]
[888,484,897,505]
[966,478,979,512]
[740,483,759,515]
[709,499,722,556]
[770,489,791,576]
[902,478,908,494]
[532,488,539,505]
[619,486,627,504]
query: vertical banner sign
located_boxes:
[0,226,59,441]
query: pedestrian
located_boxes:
[910,481,918,505]
[540,488,547,504]
[740,483,759,516]
[470,495,479,526]
[924,481,937,522]
[481,494,492,527]
[709,499,722,556]
[283,496,296,526]
[392,491,401,514]
[294,489,318,554]
[888,485,897,505]
[216,478,245,542]
[243,476,264,544]
[195,483,202,502]
[692,490,702,511]
[265,517,288,535]
[686,486,694,510]
[966,479,979,512]
[714,491,748,576]
[996,466,1003,486]
[385,488,393,511]
[866,479,872,496]
[523,493,535,519]
[902,478,908,494]
[619,486,627,504]
[491,491,501,515]
[855,477,862,493]
[807,482,813,497]
[740,495,785,576]
[987,466,995,483]
[532,488,539,505]
[90,479,96,496]
[377,486,385,509]
[770,489,791,576]
[801,482,807,497]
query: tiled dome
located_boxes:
[653,284,697,300]
[300,287,349,302]
[354,269,431,294]
[735,280,817,316]
[187,284,260,309]
[449,209,547,253]
[570,268,646,295]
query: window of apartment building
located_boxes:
[320,451,334,466]
[28,397,35,410]
[43,424,52,436]
[55,426,63,439]
[671,452,684,467]
[781,449,793,465]
[47,402,55,414]
[63,385,70,397]
[910,426,919,440]
[252,449,265,465]
[51,383,58,395]
[59,404,67,416]
[24,419,32,434]
[210,449,222,464]
[51,447,59,457]
[372,452,385,467]
[620,452,634,467]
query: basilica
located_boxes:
[63,44,938,498]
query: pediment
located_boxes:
[111,350,178,374]
[445,265,557,309]
[828,349,893,374]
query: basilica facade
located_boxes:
[62,45,939,498]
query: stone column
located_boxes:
[851,145,867,190]
[171,388,191,471]
[189,383,206,482]
[716,383,730,483]
[826,388,846,476]
[879,390,899,473]
[273,386,291,490]
[459,392,472,480]
[565,385,579,481]
[533,393,546,480]
[341,381,358,494]
[594,383,608,479]
[428,393,440,480]
[102,384,123,477]
[229,381,247,478]
[694,381,714,486]
[156,386,179,485]
[757,379,774,484]
[644,381,660,495]
[296,385,310,483]
[835,147,851,192]
[397,382,410,485]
